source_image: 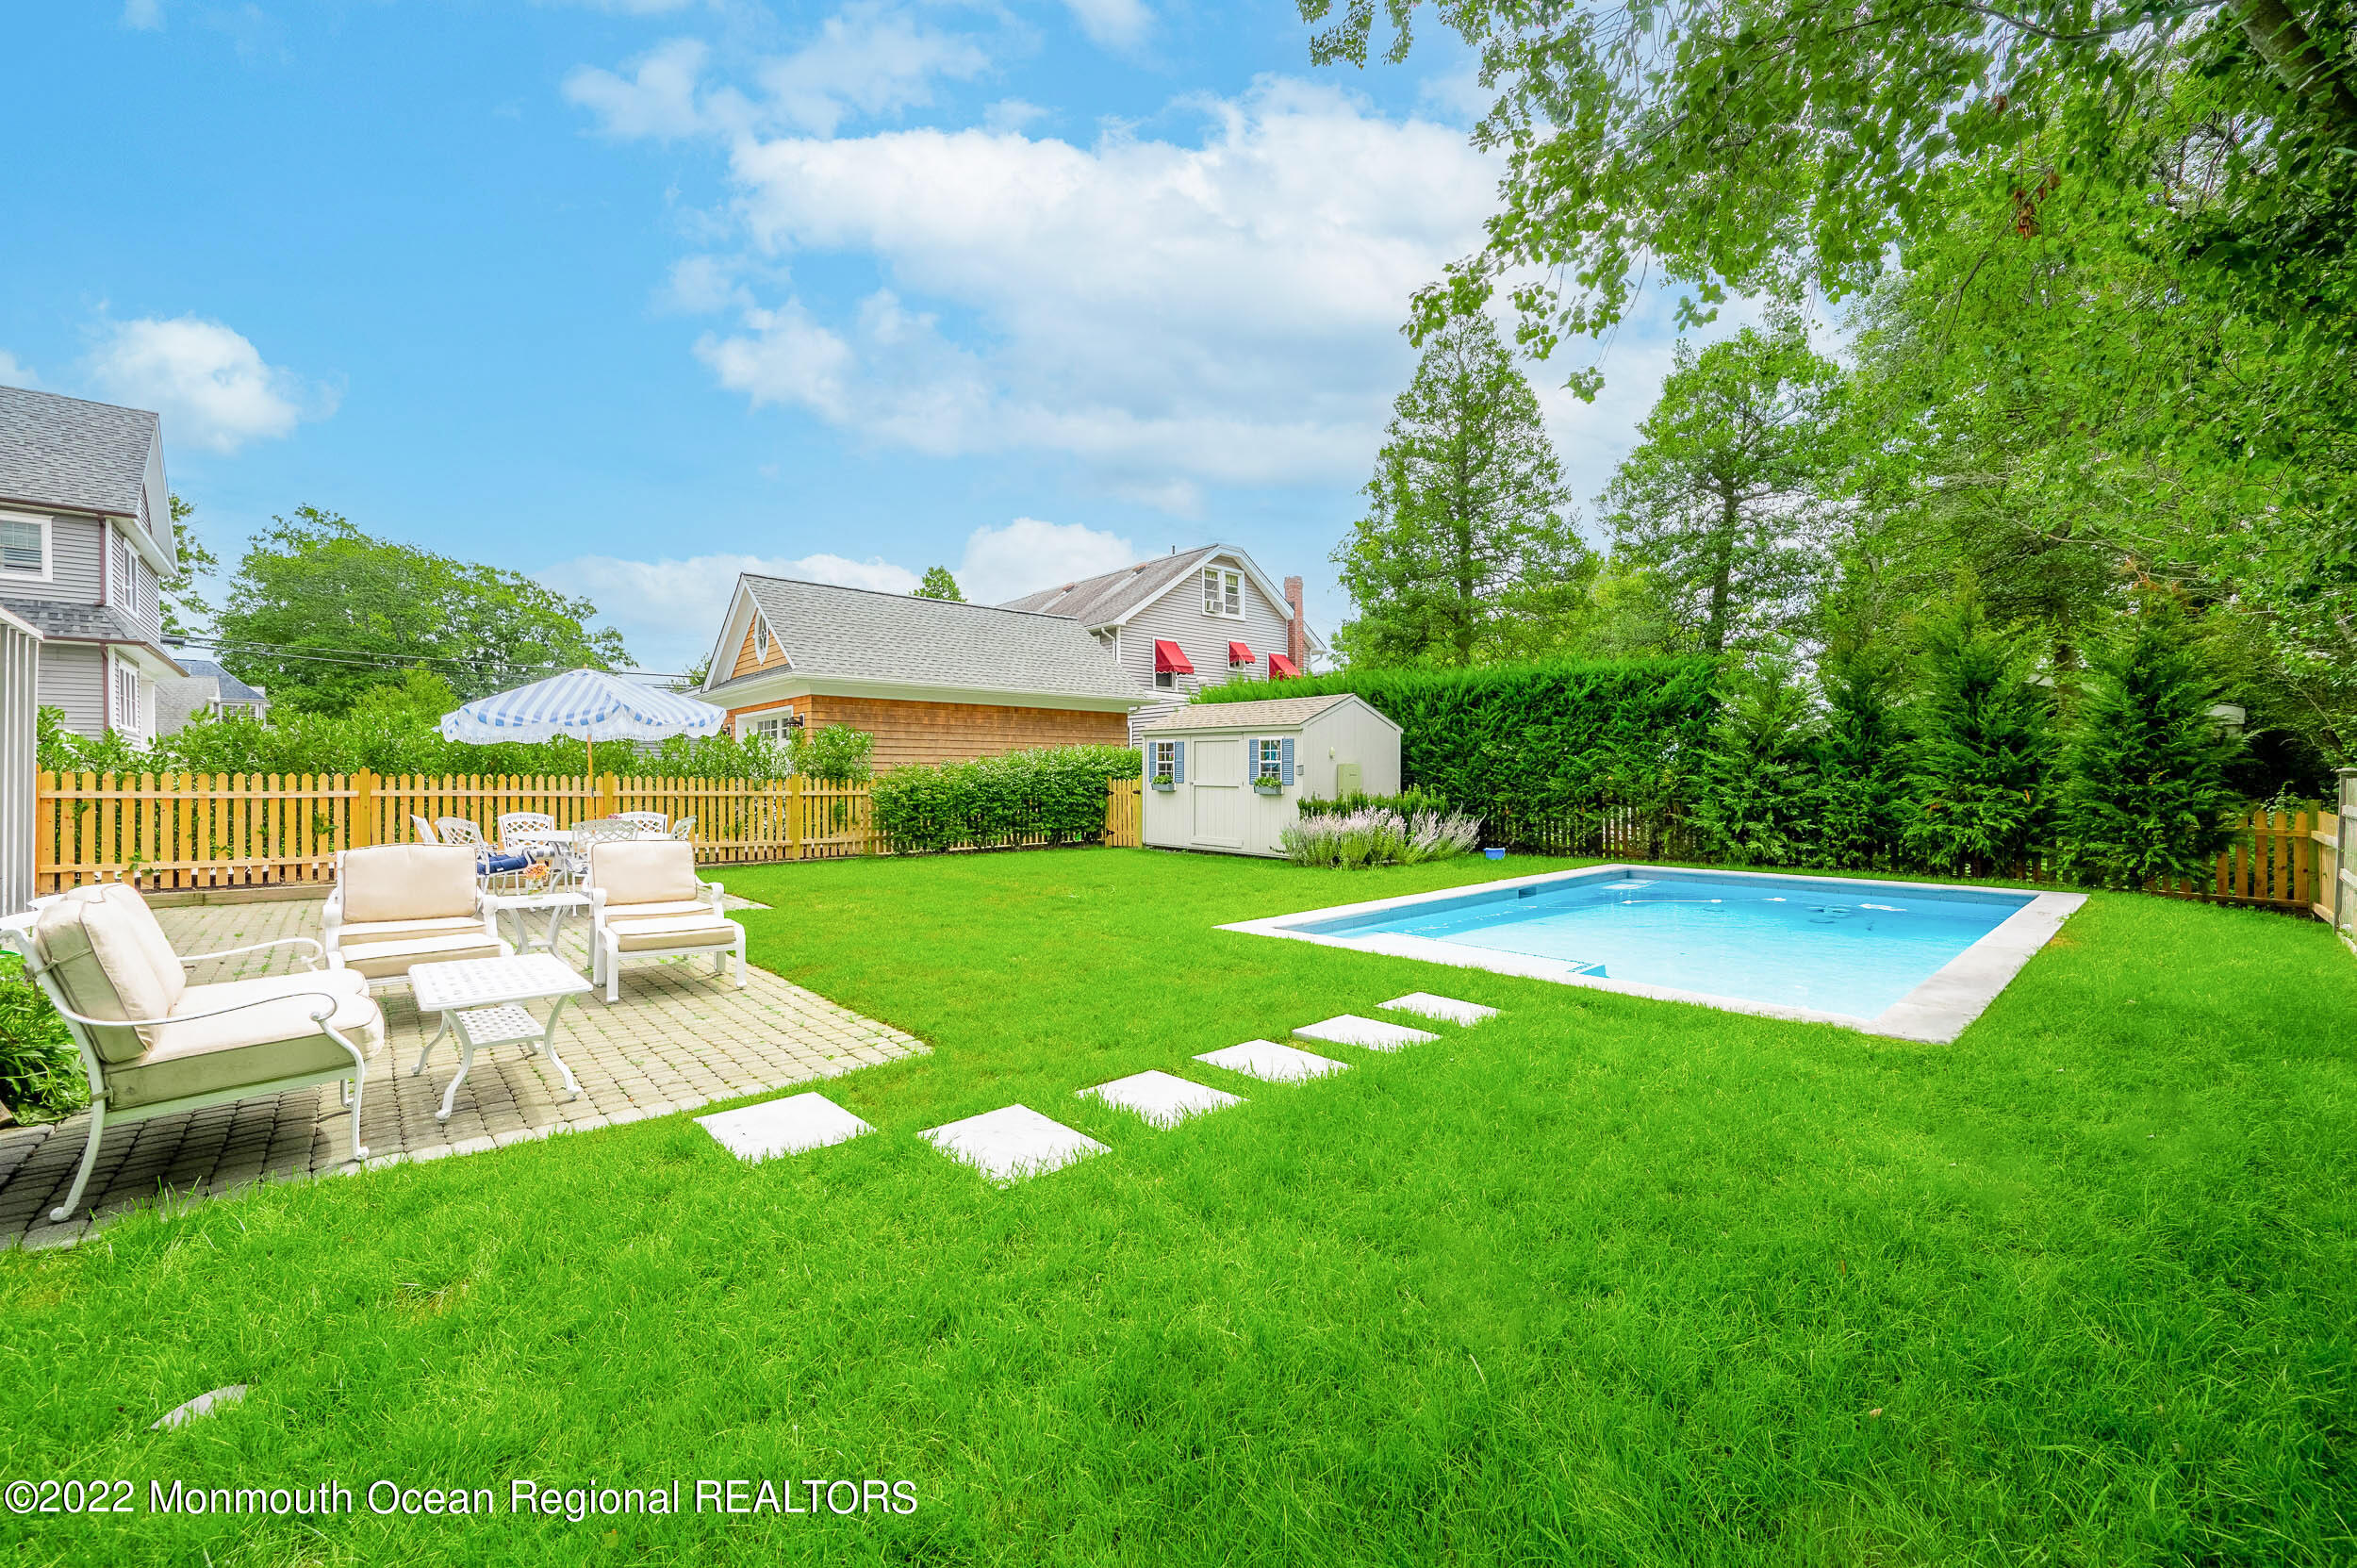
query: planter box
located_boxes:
[1150,781,1177,793]
[1252,783,1287,796]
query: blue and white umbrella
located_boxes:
[440,668,725,772]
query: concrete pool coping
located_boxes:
[1219,864,2087,1044]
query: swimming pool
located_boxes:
[1223,866,2085,1041]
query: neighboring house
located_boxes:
[699,574,1151,770]
[154,641,270,734]
[996,545,1326,739]
[0,386,185,744]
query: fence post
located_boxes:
[787,776,803,862]
[351,769,377,850]
[598,771,619,819]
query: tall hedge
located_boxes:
[872,746,1140,854]
[1194,658,1720,839]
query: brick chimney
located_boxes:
[1283,576,1306,669]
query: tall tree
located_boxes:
[161,494,220,639]
[215,508,630,714]
[1333,313,1587,666]
[1601,322,1841,653]
[1903,593,2055,875]
[914,567,964,602]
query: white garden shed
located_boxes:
[1140,694,1402,858]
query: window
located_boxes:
[114,662,142,735]
[1254,738,1284,781]
[1151,740,1177,780]
[751,620,769,663]
[0,515,47,578]
[1154,668,1175,690]
[741,710,799,744]
[1201,567,1242,619]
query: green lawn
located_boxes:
[2,848,2352,1566]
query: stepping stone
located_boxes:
[1380,992,1500,1027]
[1294,1015,1441,1052]
[921,1105,1108,1183]
[1080,1070,1243,1128]
[696,1093,872,1163]
[153,1384,247,1431]
[1195,1039,1349,1084]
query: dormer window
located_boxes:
[1201,566,1242,619]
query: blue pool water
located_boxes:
[1294,868,2035,1021]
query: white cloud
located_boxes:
[0,351,37,388]
[565,38,714,140]
[680,78,1497,504]
[1060,0,1150,51]
[122,0,164,29]
[956,517,1136,604]
[981,98,1047,133]
[83,316,331,454]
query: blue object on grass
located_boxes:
[1483,847,1507,861]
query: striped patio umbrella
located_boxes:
[439,668,725,775]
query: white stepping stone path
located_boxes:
[697,1093,874,1163]
[922,1104,1108,1183]
[1080,1069,1244,1128]
[1380,993,1500,1027]
[1294,1015,1441,1052]
[1195,1039,1350,1083]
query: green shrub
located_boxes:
[1296,787,1450,821]
[1811,643,1910,869]
[1902,600,2054,877]
[2056,597,2245,888]
[787,723,875,784]
[0,953,85,1125]
[1690,657,1820,866]
[872,746,1140,853]
[1195,657,1720,847]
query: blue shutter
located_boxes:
[1244,737,1258,779]
[1281,736,1295,784]
[1143,743,1154,780]
[1173,741,1185,784]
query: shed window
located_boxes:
[0,517,46,577]
[1150,740,1178,781]
[1254,738,1285,781]
[1201,567,1242,619]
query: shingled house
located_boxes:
[0,385,184,742]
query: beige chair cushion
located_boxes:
[113,970,383,1109]
[589,839,701,909]
[335,932,507,980]
[334,916,491,944]
[338,845,481,924]
[604,915,740,953]
[594,899,712,919]
[31,884,189,1062]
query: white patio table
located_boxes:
[409,952,593,1123]
[480,887,592,956]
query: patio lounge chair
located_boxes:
[616,811,668,834]
[411,814,437,844]
[585,837,746,1003]
[322,845,512,990]
[2,883,386,1221]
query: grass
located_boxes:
[0,847,2350,1566]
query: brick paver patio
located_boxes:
[0,893,926,1249]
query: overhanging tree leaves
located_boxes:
[1333,313,1589,666]
[216,508,631,714]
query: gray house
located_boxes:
[155,641,268,734]
[997,545,1324,740]
[0,386,184,743]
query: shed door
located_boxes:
[1190,738,1244,847]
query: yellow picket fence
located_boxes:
[1105,778,1143,849]
[35,771,1144,892]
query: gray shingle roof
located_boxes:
[0,598,185,669]
[175,655,268,704]
[706,575,1144,702]
[1142,694,1372,732]
[0,385,159,519]
[997,545,1223,627]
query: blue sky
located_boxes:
[6,0,1712,674]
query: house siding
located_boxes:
[0,513,106,603]
[1114,559,1296,698]
[726,692,1127,771]
[36,638,104,735]
[731,618,787,679]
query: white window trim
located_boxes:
[0,510,54,584]
[1200,566,1244,620]
[1255,739,1284,780]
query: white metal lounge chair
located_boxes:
[1,884,387,1221]
[615,811,668,834]
[585,838,746,1003]
[322,845,512,991]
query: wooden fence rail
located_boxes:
[35,771,1147,893]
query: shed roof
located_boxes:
[1142,693,1389,732]
[0,385,159,519]
[704,574,1142,702]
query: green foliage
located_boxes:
[1296,787,1450,821]
[1332,313,1589,667]
[1602,320,1841,652]
[786,723,876,785]
[914,567,964,601]
[1903,599,2055,876]
[871,746,1141,853]
[0,952,84,1125]
[1195,657,1721,839]
[2057,598,2248,888]
[1690,658,1820,866]
[161,493,219,639]
[1811,642,1910,870]
[37,705,792,782]
[215,507,631,714]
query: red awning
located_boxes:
[1228,640,1255,666]
[1153,639,1195,675]
[1267,652,1300,678]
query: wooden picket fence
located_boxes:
[35,771,1145,892]
[1105,778,1143,849]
